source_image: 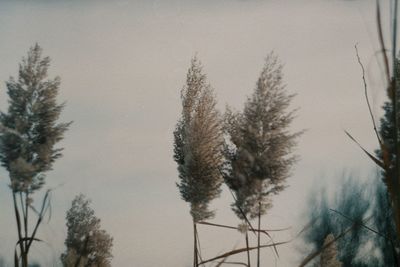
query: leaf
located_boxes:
[17,237,42,245]
[199,241,290,265]
[344,130,385,169]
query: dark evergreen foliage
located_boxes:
[303,175,397,267]
[375,56,400,265]
[373,179,399,266]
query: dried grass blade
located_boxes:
[344,130,385,169]
[199,241,290,265]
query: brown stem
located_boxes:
[195,225,204,265]
[197,221,290,232]
[245,230,251,267]
[18,193,27,255]
[390,0,400,253]
[21,254,27,267]
[257,202,261,267]
[393,0,398,65]
[376,0,391,86]
[26,190,49,252]
[13,192,26,267]
[75,235,90,267]
[199,240,290,265]
[22,192,29,259]
[193,222,198,267]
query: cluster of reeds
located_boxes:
[173,54,301,266]
[174,1,400,266]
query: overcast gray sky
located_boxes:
[0,0,391,266]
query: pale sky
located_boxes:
[0,0,392,266]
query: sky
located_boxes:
[0,0,393,266]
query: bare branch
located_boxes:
[355,44,383,145]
